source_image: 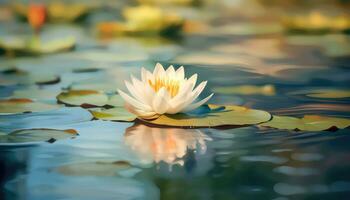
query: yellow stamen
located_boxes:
[148,77,180,97]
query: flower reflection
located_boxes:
[124,124,211,166]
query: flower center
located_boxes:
[148,77,180,97]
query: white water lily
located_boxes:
[117,63,213,119]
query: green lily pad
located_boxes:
[0,128,78,146]
[70,82,118,93]
[212,85,276,96]
[57,90,124,108]
[0,98,61,115]
[107,95,125,107]
[261,115,350,131]
[0,68,59,86]
[90,107,136,122]
[55,160,132,176]
[11,86,60,101]
[0,36,75,56]
[295,89,350,99]
[141,104,271,128]
[57,90,109,107]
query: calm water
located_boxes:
[1,13,350,200]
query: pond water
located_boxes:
[1,2,350,200]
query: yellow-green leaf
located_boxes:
[90,107,136,122]
[0,128,78,146]
[212,85,276,96]
[57,90,109,107]
[141,104,271,128]
[261,115,350,131]
[0,98,61,115]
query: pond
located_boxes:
[0,1,350,200]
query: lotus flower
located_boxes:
[124,124,211,166]
[118,63,213,119]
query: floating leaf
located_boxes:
[0,68,59,86]
[210,23,284,36]
[70,82,118,93]
[107,95,125,107]
[306,89,350,99]
[0,36,75,55]
[57,90,109,107]
[137,0,196,6]
[90,107,136,122]
[283,11,350,33]
[57,90,124,108]
[261,115,350,131]
[0,98,61,115]
[211,39,287,59]
[97,5,184,36]
[141,104,271,128]
[12,2,91,23]
[0,107,92,133]
[212,85,276,96]
[11,86,60,101]
[55,160,131,176]
[0,128,78,146]
[291,89,350,99]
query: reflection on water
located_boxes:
[124,124,211,167]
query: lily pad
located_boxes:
[90,107,136,122]
[11,86,61,101]
[0,107,93,133]
[291,89,350,99]
[0,128,78,146]
[97,5,184,36]
[57,90,109,107]
[0,68,59,86]
[70,82,118,93]
[12,2,91,23]
[212,85,276,96]
[0,98,61,115]
[55,160,131,176]
[0,36,75,56]
[57,90,124,108]
[261,115,350,131]
[141,104,271,128]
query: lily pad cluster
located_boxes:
[54,88,350,132]
[56,89,135,121]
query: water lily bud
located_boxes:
[28,4,46,33]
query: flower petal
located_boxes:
[125,103,159,119]
[166,65,175,77]
[153,63,165,77]
[152,88,170,114]
[186,81,207,103]
[141,67,153,83]
[118,89,152,111]
[184,93,214,112]
[187,74,198,90]
[125,80,145,103]
[176,66,184,80]
[131,75,153,105]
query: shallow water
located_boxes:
[1,8,350,200]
